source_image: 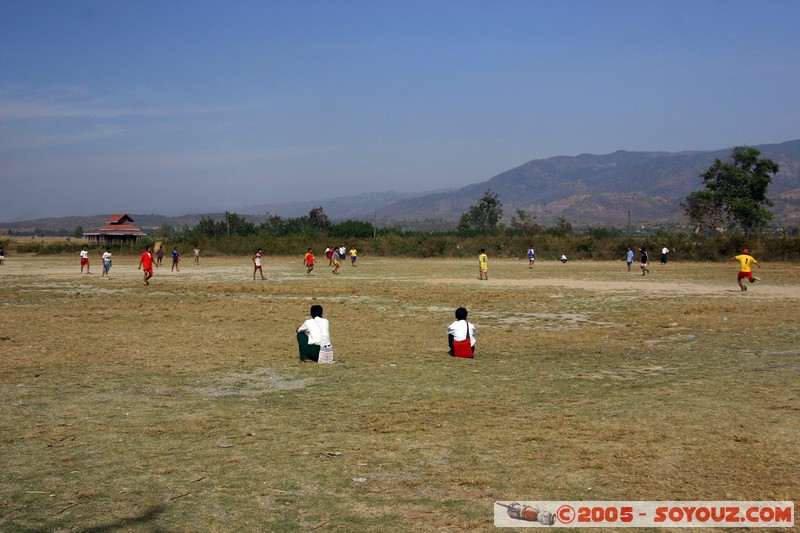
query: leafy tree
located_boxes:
[225,212,256,236]
[307,207,331,232]
[72,226,84,238]
[548,216,573,236]
[458,189,504,232]
[683,146,779,233]
[195,216,219,238]
[155,223,173,239]
[509,209,541,237]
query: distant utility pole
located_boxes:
[373,211,377,239]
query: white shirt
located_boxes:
[102,251,112,262]
[80,250,89,259]
[254,252,262,267]
[662,247,669,254]
[298,317,331,346]
[446,320,475,346]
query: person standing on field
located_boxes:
[639,247,650,276]
[527,245,535,268]
[304,248,315,275]
[253,248,265,280]
[731,248,761,292]
[156,245,164,266]
[80,245,91,274]
[661,245,670,265]
[478,248,488,280]
[626,246,634,272]
[101,247,112,279]
[331,248,341,274]
[138,245,157,285]
[194,246,200,264]
[171,247,180,272]
[349,246,358,266]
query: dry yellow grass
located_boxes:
[1,254,798,531]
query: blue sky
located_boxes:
[1,0,799,221]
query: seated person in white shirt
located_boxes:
[296,305,332,362]
[446,307,476,356]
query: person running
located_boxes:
[349,246,358,266]
[80,245,91,274]
[304,248,315,275]
[138,245,156,285]
[731,248,761,292]
[253,248,265,280]
[331,248,341,274]
[325,246,334,266]
[171,247,180,272]
[101,247,112,279]
[194,246,200,264]
[478,248,488,280]
[527,245,535,268]
[639,247,650,276]
[626,246,634,272]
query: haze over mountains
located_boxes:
[5,140,800,233]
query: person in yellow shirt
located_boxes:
[478,248,488,280]
[731,248,761,292]
[349,247,358,266]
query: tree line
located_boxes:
[7,146,800,260]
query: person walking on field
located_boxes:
[304,248,315,275]
[626,246,634,272]
[639,247,650,276]
[156,245,164,266]
[331,248,341,274]
[478,248,488,280]
[731,248,761,292]
[171,247,180,272]
[101,247,112,279]
[661,245,670,265]
[253,248,265,280]
[138,245,157,285]
[527,245,535,268]
[80,245,91,274]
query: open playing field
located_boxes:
[1,254,798,531]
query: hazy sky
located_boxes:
[2,1,799,221]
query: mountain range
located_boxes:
[4,140,800,233]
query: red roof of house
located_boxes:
[95,223,146,235]
[106,214,135,224]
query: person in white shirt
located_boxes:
[80,245,91,274]
[661,246,670,265]
[446,307,476,356]
[101,248,112,278]
[296,305,332,362]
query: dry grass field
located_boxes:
[1,254,798,532]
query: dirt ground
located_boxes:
[1,254,798,531]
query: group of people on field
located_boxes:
[302,245,358,275]
[72,241,764,365]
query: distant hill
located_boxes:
[376,139,800,227]
[3,140,799,233]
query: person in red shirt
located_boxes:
[138,245,157,285]
[304,248,315,275]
